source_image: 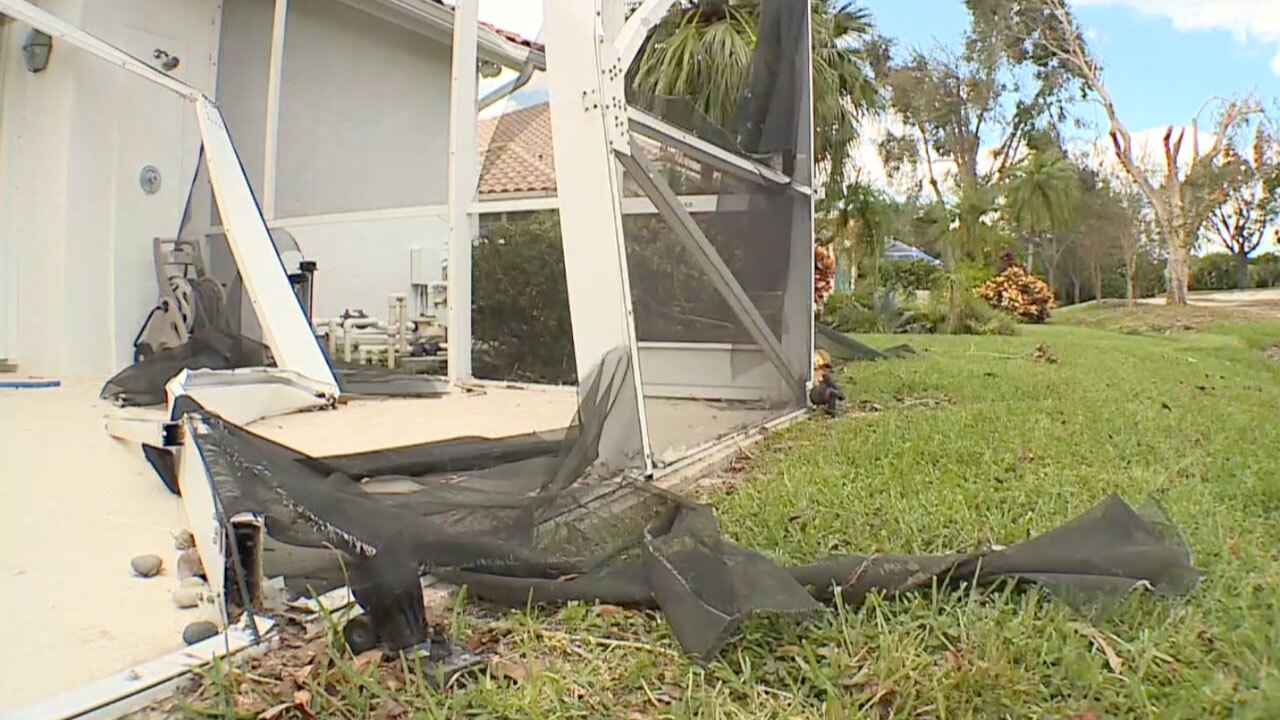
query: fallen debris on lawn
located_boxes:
[175,346,1200,662]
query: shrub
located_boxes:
[822,290,926,334]
[881,258,941,292]
[472,212,576,384]
[1250,253,1280,288]
[956,261,995,292]
[1190,253,1238,291]
[919,293,1019,336]
[977,265,1056,323]
[815,244,836,309]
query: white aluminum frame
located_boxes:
[543,0,816,465]
[0,0,340,399]
[543,0,653,471]
[446,0,480,383]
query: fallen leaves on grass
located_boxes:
[862,678,897,719]
[594,604,625,618]
[373,698,411,720]
[488,656,547,684]
[465,629,506,653]
[1072,623,1124,674]
[1032,344,1059,364]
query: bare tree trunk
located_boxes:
[1092,263,1103,303]
[1166,239,1191,305]
[1124,257,1137,306]
[1072,278,1081,305]
[1235,251,1251,290]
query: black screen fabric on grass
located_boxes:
[815,323,916,363]
[180,346,1201,659]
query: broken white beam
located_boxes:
[614,0,680,71]
[1,0,338,394]
[542,0,653,471]
[628,107,811,194]
[165,367,332,427]
[196,99,338,392]
[0,0,198,100]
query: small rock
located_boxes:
[130,554,164,578]
[173,530,196,551]
[177,548,204,580]
[172,586,205,609]
[182,621,219,645]
[180,576,208,589]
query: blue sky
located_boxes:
[478,0,1279,133]
[863,0,1280,136]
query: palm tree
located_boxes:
[918,183,1003,333]
[629,0,882,192]
[821,179,893,292]
[1003,148,1082,278]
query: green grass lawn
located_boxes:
[181,314,1280,720]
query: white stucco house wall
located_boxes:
[0,0,541,377]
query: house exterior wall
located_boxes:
[209,0,455,328]
[275,0,452,217]
[0,0,458,375]
[0,0,221,376]
[214,0,272,202]
[269,209,450,322]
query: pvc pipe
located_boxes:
[326,319,340,358]
[387,296,398,370]
[478,59,536,111]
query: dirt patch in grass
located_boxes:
[1265,345,1280,362]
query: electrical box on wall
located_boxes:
[410,247,441,285]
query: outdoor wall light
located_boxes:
[22,29,52,73]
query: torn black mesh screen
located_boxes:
[816,323,917,363]
[614,1,816,463]
[184,346,1201,659]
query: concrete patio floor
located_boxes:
[1,374,784,713]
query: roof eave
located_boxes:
[340,0,546,71]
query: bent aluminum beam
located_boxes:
[614,0,680,71]
[196,100,338,390]
[628,107,812,194]
[618,147,806,405]
[0,0,198,100]
[0,0,339,395]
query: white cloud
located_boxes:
[1073,0,1280,75]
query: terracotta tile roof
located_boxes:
[477,103,557,195]
[475,103,708,198]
